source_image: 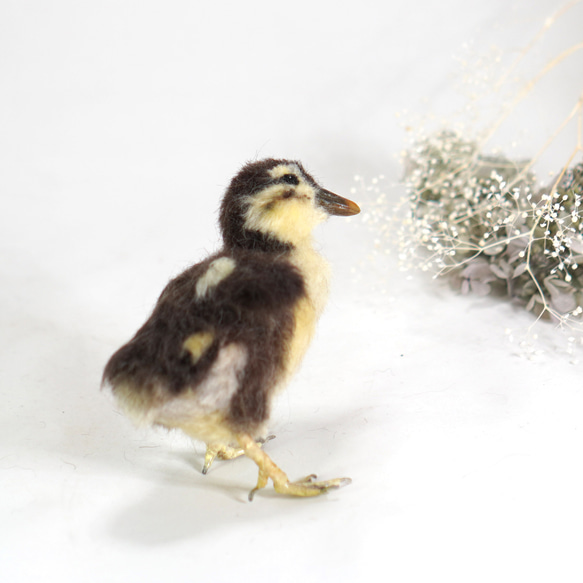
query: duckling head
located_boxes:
[219,158,360,251]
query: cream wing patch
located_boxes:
[195,257,236,299]
[183,331,214,363]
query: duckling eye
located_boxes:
[280,174,299,185]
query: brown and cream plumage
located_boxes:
[102,158,360,498]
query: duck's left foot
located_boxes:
[273,474,352,498]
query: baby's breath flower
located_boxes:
[396,130,583,324]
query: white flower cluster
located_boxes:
[398,130,583,328]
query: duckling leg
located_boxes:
[236,433,352,500]
[202,444,235,474]
[202,435,275,474]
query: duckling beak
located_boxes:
[317,188,361,216]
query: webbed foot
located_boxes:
[236,433,351,501]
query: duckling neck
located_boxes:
[277,238,330,380]
[229,228,294,254]
[289,238,331,318]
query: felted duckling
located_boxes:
[102,158,360,499]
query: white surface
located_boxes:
[2,1,583,581]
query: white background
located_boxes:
[2,1,583,581]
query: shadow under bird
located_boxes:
[102,158,360,499]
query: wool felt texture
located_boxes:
[219,158,318,252]
[103,249,305,430]
[102,158,359,498]
[103,158,325,437]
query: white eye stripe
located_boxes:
[268,164,301,179]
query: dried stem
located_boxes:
[494,0,582,90]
